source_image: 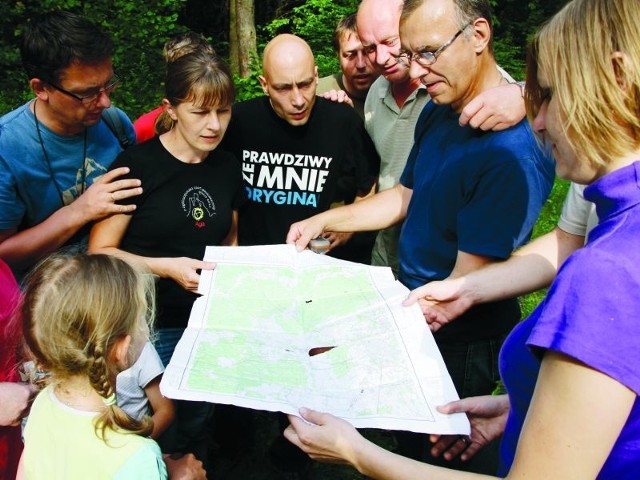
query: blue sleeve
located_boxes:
[0,153,24,229]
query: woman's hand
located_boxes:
[158,257,216,292]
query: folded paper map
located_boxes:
[161,244,470,435]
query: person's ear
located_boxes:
[611,52,631,92]
[471,18,491,54]
[111,335,132,372]
[163,99,178,121]
[30,78,50,102]
[258,75,269,96]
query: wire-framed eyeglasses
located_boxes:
[394,23,471,68]
[48,74,122,106]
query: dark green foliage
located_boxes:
[0,0,570,115]
[262,0,360,77]
[492,0,569,79]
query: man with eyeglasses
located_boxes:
[357,0,526,279]
[287,0,555,475]
[0,11,141,279]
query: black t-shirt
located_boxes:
[111,137,245,328]
[222,96,380,246]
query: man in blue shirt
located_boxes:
[287,0,554,474]
[0,11,140,278]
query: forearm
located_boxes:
[150,407,175,439]
[88,245,167,277]
[323,185,409,233]
[352,436,495,480]
[462,227,584,305]
[0,204,89,270]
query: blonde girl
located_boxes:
[18,253,166,479]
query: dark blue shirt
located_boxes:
[399,102,554,341]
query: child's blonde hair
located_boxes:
[21,253,156,439]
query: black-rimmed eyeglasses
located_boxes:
[48,74,122,106]
[394,23,471,68]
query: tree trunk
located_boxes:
[229,0,257,78]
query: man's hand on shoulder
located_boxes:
[459,83,525,131]
[68,167,142,223]
[319,89,354,108]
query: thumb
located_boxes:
[403,284,431,306]
[437,398,471,415]
[299,407,325,425]
[199,261,217,271]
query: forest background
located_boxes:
[0,0,569,315]
[0,2,572,476]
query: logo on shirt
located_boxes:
[241,150,333,207]
[62,156,108,205]
[181,187,216,228]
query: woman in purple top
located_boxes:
[280,0,640,478]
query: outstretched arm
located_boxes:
[287,184,411,252]
[404,227,585,331]
[285,408,494,480]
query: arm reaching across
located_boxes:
[89,213,215,292]
[404,226,585,331]
[285,408,495,480]
[287,184,411,252]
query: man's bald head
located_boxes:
[259,34,318,126]
[262,34,315,79]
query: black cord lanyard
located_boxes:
[33,99,88,206]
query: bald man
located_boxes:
[222,33,380,248]
[219,34,380,474]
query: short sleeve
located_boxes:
[528,248,640,395]
[557,182,597,238]
[113,441,167,480]
[0,153,24,229]
[136,342,165,388]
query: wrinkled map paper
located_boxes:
[161,244,470,434]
